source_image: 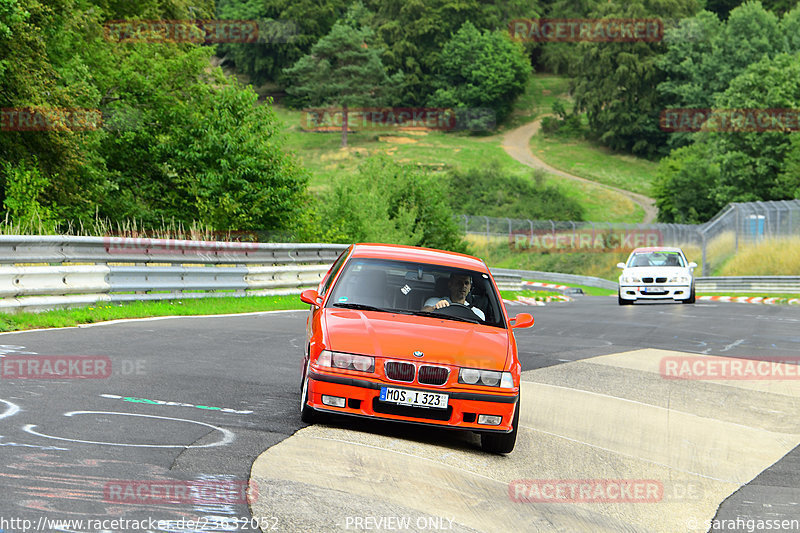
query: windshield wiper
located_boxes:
[410,310,480,324]
[332,303,390,313]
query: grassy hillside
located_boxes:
[271,74,647,223]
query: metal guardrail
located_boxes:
[695,277,800,294]
[1,236,798,313]
[0,236,348,313]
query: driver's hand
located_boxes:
[433,299,450,309]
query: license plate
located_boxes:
[641,287,662,293]
[379,387,448,409]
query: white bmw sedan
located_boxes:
[617,247,697,305]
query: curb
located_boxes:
[699,296,800,305]
[503,295,571,307]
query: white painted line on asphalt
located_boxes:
[721,339,745,352]
[0,398,20,420]
[23,410,235,448]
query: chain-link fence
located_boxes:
[459,200,800,275]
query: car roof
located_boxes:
[349,243,489,272]
[630,247,684,254]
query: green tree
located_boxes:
[571,0,701,157]
[655,52,800,221]
[216,0,348,85]
[283,19,401,147]
[428,22,529,128]
[653,143,722,223]
[364,0,537,105]
[709,52,800,204]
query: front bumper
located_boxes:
[618,284,692,300]
[306,370,518,433]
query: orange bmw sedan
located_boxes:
[299,244,534,454]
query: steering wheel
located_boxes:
[432,302,481,322]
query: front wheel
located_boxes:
[682,286,696,304]
[480,400,519,454]
[618,291,633,305]
[300,363,316,423]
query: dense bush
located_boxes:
[317,155,468,253]
[446,162,584,221]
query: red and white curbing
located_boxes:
[699,295,800,305]
[503,295,571,306]
[524,281,570,291]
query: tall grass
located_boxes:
[720,237,800,276]
[0,215,251,242]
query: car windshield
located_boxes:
[326,258,506,328]
[628,252,685,267]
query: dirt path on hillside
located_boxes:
[502,118,658,223]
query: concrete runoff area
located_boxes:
[250,349,800,532]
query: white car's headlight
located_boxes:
[459,368,514,388]
[669,275,690,283]
[621,275,641,283]
[317,350,374,373]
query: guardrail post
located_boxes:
[701,231,708,276]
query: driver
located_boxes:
[422,273,485,320]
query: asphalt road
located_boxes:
[1,298,799,532]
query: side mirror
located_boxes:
[616,262,627,269]
[509,313,534,329]
[688,262,697,269]
[300,289,322,306]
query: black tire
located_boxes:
[300,363,316,424]
[618,291,633,305]
[683,286,696,304]
[480,400,519,454]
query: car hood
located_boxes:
[322,309,511,370]
[621,267,692,278]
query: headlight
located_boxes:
[459,368,514,388]
[317,350,374,373]
[669,276,689,283]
